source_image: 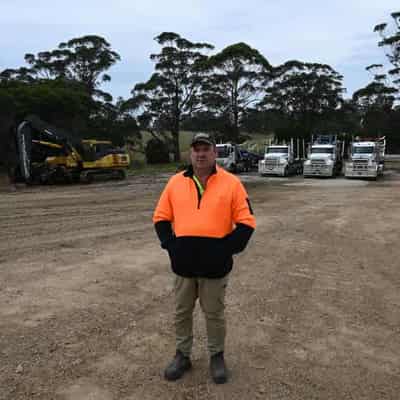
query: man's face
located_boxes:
[190,142,217,170]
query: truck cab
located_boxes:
[303,135,343,177]
[344,138,385,179]
[258,139,304,177]
[259,145,289,176]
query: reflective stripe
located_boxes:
[192,175,205,196]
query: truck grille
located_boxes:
[310,160,327,169]
[352,160,368,170]
[265,158,279,168]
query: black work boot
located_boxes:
[164,350,192,381]
[210,352,228,384]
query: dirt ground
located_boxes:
[0,170,399,400]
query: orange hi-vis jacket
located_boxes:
[153,165,256,278]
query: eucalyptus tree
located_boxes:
[374,11,400,93]
[201,43,271,141]
[0,35,120,102]
[129,32,213,161]
[261,61,345,138]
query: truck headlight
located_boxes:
[326,159,333,166]
[304,160,311,166]
[279,158,287,165]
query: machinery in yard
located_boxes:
[344,137,386,179]
[303,134,344,178]
[15,115,130,184]
[258,138,305,177]
[77,139,129,182]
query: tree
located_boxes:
[0,35,126,146]
[374,12,400,92]
[129,32,213,161]
[368,12,400,151]
[261,61,345,139]
[352,65,398,144]
[353,65,397,111]
[1,35,120,102]
[201,43,271,142]
[374,12,400,81]
[0,79,91,137]
[88,98,141,146]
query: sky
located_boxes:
[1,0,399,101]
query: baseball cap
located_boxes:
[190,132,216,147]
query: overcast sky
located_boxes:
[1,0,398,101]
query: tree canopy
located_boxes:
[201,42,272,141]
[128,32,213,161]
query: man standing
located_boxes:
[153,133,256,384]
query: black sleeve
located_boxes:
[224,223,254,255]
[154,221,175,250]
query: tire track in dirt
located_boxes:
[1,176,400,399]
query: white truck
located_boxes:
[258,138,305,177]
[344,137,386,179]
[303,134,344,177]
[216,143,245,173]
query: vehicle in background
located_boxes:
[216,143,246,173]
[78,140,130,182]
[239,149,263,171]
[258,138,305,177]
[303,134,344,177]
[344,137,385,179]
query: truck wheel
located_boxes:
[283,167,288,177]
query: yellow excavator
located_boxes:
[78,140,130,182]
[16,115,130,184]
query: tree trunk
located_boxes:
[233,111,239,143]
[172,129,181,162]
[232,81,239,143]
[172,105,181,162]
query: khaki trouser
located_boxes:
[174,275,228,357]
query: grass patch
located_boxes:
[128,162,184,176]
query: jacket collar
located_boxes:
[184,163,218,178]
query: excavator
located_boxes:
[15,115,130,184]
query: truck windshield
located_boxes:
[217,146,231,158]
[311,147,333,154]
[267,147,288,154]
[353,146,374,154]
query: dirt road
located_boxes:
[1,172,399,399]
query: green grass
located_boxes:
[128,162,183,176]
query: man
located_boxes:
[153,133,256,384]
